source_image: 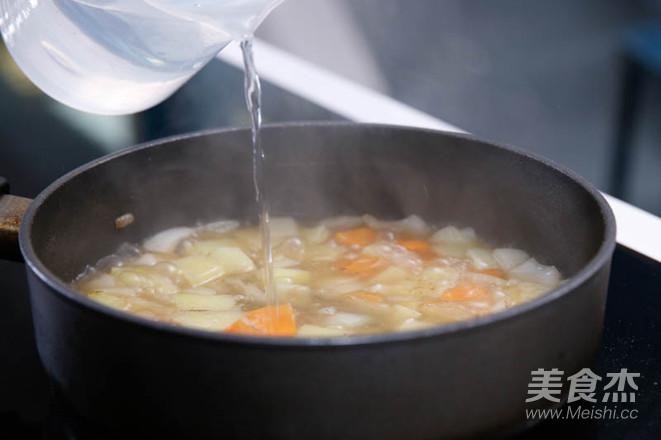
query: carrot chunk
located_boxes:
[334,256,385,278]
[227,303,296,336]
[441,284,489,302]
[334,227,376,247]
[395,239,431,252]
[395,239,436,260]
[479,268,507,279]
[347,291,385,303]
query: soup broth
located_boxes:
[74,215,563,337]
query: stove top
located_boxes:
[1,245,659,439]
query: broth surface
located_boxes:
[74,215,563,336]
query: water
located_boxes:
[0,0,282,114]
[240,38,276,306]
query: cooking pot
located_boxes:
[0,123,616,439]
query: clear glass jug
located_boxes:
[0,0,282,114]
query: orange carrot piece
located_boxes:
[395,239,431,252]
[396,239,437,260]
[226,303,297,336]
[334,227,376,247]
[334,256,385,278]
[479,268,507,279]
[441,284,489,302]
[347,291,385,303]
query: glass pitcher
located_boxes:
[0,0,282,115]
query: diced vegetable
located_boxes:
[173,311,243,331]
[305,244,345,262]
[397,318,430,331]
[510,258,561,286]
[492,248,529,270]
[467,248,497,270]
[432,242,472,258]
[134,253,158,266]
[478,268,507,279]
[89,292,129,310]
[334,227,377,247]
[301,225,332,245]
[76,215,564,336]
[369,266,409,284]
[430,226,476,244]
[334,255,385,278]
[363,214,429,236]
[326,312,372,328]
[396,239,437,260]
[208,247,256,275]
[143,227,193,253]
[189,239,242,256]
[88,287,139,296]
[391,304,421,321]
[422,266,461,284]
[440,284,489,302]
[172,256,225,287]
[347,291,385,303]
[315,277,367,297]
[83,273,116,290]
[182,286,216,295]
[172,294,235,311]
[273,268,311,285]
[110,267,180,294]
[226,304,297,336]
[199,220,240,234]
[396,239,430,252]
[503,282,547,305]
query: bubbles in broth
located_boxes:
[74,215,563,337]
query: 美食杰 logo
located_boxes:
[525,368,640,421]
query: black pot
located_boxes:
[1,123,615,439]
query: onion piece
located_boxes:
[467,248,497,270]
[362,214,429,236]
[301,225,331,245]
[397,318,430,332]
[503,281,548,305]
[209,247,256,275]
[172,256,225,287]
[83,273,116,290]
[199,220,240,235]
[143,227,193,253]
[430,226,476,244]
[182,286,216,295]
[326,312,372,328]
[316,277,366,297]
[225,279,266,304]
[492,248,529,270]
[509,258,561,286]
[134,253,158,266]
[391,304,421,322]
[273,268,311,285]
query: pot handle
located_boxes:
[0,177,32,262]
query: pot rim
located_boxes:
[19,121,617,348]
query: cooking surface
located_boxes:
[0,244,659,439]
